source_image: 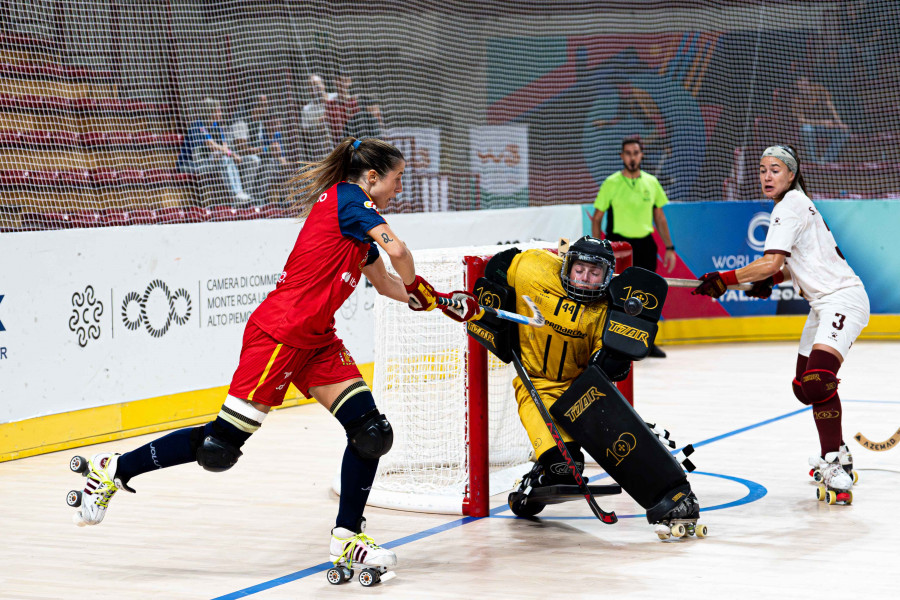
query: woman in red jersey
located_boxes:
[68,138,479,578]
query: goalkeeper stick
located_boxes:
[510,351,617,524]
[664,277,753,291]
[436,294,545,327]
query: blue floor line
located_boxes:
[211,401,881,599]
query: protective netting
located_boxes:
[345,244,543,514]
[2,1,899,232]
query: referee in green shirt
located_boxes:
[591,135,676,358]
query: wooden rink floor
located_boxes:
[1,341,898,599]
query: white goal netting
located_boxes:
[3,1,900,232]
[334,244,554,514]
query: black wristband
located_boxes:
[665,245,675,251]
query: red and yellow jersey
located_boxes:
[250,182,385,348]
[507,249,608,389]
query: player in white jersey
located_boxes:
[693,144,869,504]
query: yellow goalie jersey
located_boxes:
[506,248,609,458]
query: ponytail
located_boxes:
[287,137,404,217]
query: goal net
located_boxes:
[336,241,632,516]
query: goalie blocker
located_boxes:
[549,364,695,524]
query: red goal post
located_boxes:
[341,241,633,517]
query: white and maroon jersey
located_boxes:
[250,182,385,348]
[764,189,862,301]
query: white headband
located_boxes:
[761,146,804,193]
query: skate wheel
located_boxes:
[359,568,380,587]
[66,490,82,507]
[696,523,708,538]
[812,470,823,483]
[851,470,859,485]
[816,485,827,501]
[326,566,348,585]
[654,524,671,540]
[826,490,837,505]
[670,523,686,538]
[70,455,89,475]
[846,490,853,504]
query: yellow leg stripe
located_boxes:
[247,343,283,402]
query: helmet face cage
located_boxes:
[560,237,615,303]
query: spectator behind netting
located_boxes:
[325,72,358,145]
[301,74,335,161]
[342,94,385,141]
[231,94,289,205]
[176,97,252,206]
[790,73,850,164]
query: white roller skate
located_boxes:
[326,518,396,587]
[815,452,854,505]
[66,453,134,526]
[809,443,858,485]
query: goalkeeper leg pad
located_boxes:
[549,365,689,515]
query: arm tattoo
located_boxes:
[381,232,394,244]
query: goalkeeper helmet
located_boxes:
[560,236,615,303]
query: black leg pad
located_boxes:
[549,365,687,511]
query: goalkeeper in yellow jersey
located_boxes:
[469,236,703,537]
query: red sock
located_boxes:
[807,350,843,457]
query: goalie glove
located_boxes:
[438,290,482,323]
[405,275,438,311]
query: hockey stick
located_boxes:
[436,294,545,327]
[664,277,753,291]
[509,351,618,524]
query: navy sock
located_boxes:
[116,418,253,484]
[336,445,379,532]
[116,426,198,483]
[331,385,379,532]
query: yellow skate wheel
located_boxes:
[846,490,853,504]
[852,470,859,485]
[826,490,837,505]
[671,523,686,538]
[696,523,708,538]
[816,485,827,501]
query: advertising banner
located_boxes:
[0,205,583,423]
[469,124,529,209]
[583,199,900,317]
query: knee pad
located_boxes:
[346,409,393,460]
[194,419,246,472]
[792,378,811,405]
[800,369,839,404]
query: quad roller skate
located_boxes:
[508,462,548,518]
[809,443,858,485]
[326,518,396,587]
[815,451,854,505]
[66,453,134,526]
[508,461,621,518]
[646,484,707,540]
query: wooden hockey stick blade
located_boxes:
[510,352,617,525]
[437,294,546,327]
[664,277,753,291]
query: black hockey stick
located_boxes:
[510,351,617,524]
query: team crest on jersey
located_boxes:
[364,200,380,213]
[318,192,328,202]
[339,347,355,366]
